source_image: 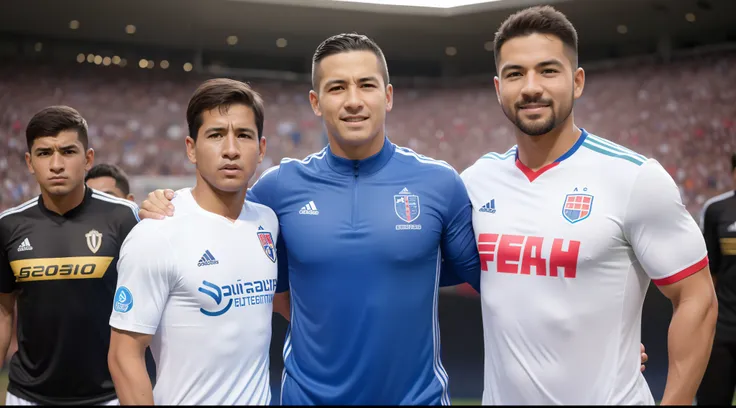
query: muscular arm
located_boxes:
[657,268,718,405]
[5,307,17,364]
[109,328,155,405]
[622,160,716,395]
[274,292,290,322]
[0,293,15,367]
[439,171,481,292]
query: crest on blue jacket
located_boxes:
[562,192,593,224]
[257,227,276,263]
[394,188,421,223]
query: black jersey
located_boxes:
[701,190,736,339]
[0,186,139,405]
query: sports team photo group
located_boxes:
[1,0,735,405]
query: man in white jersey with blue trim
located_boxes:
[107,78,279,405]
[461,6,718,405]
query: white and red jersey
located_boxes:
[461,129,708,405]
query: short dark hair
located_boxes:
[85,163,131,196]
[186,78,265,141]
[731,153,736,172]
[311,33,390,90]
[494,5,579,68]
[26,105,89,151]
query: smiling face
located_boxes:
[494,33,585,137]
[309,50,393,155]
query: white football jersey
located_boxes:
[109,188,279,405]
[461,130,708,405]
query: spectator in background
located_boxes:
[1,50,735,217]
[85,163,135,201]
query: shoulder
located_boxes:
[251,148,329,192]
[701,190,735,217]
[278,148,329,173]
[117,218,180,271]
[0,196,40,224]
[247,201,278,224]
[476,146,517,163]
[122,217,178,250]
[392,145,458,177]
[0,198,40,244]
[0,197,42,241]
[89,189,140,222]
[578,132,648,169]
[252,164,281,188]
[622,159,687,219]
[461,146,516,181]
[631,158,676,186]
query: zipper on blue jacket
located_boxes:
[352,162,359,227]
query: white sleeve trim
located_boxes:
[109,320,158,335]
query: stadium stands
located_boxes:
[2,51,735,219]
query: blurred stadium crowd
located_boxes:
[1,50,735,218]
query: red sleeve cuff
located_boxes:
[652,255,709,286]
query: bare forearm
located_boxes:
[0,314,12,367]
[109,352,154,405]
[661,296,717,405]
[274,292,290,322]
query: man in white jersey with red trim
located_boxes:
[461,6,718,405]
[107,78,279,405]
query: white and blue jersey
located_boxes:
[462,129,707,404]
[248,136,480,405]
[109,189,278,405]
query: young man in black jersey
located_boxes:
[697,153,736,405]
[0,106,141,405]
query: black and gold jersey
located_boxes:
[0,186,139,405]
[701,190,736,340]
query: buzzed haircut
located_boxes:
[311,33,390,90]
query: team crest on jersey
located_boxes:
[394,188,422,230]
[562,188,593,224]
[257,226,276,263]
[394,188,420,223]
[85,229,103,254]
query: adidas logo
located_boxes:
[398,187,410,195]
[17,238,33,252]
[479,199,496,214]
[197,250,219,267]
[299,201,319,215]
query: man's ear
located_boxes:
[25,152,34,175]
[185,136,197,165]
[258,136,267,164]
[85,148,95,172]
[494,76,502,105]
[309,90,322,117]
